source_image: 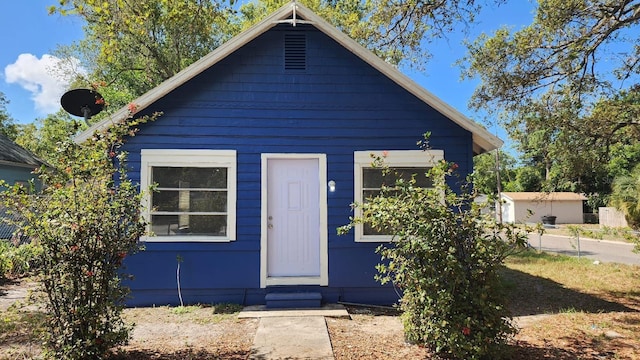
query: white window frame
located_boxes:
[140,149,237,242]
[354,150,444,242]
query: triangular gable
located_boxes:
[75,1,502,154]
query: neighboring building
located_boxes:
[0,134,42,189]
[75,2,502,307]
[500,192,587,224]
[598,207,628,228]
[0,134,44,239]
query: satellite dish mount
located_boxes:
[60,88,105,121]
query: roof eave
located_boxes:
[0,160,40,169]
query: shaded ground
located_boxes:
[1,263,640,359]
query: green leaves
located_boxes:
[343,150,527,359]
[51,0,240,100]
[465,1,640,197]
[0,113,156,359]
[467,0,640,112]
[0,92,18,140]
[610,163,640,230]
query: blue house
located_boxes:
[76,2,501,307]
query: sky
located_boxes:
[0,1,535,151]
[0,1,85,122]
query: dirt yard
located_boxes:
[1,278,639,359]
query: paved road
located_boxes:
[526,233,640,265]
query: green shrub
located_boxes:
[609,163,640,231]
[0,240,10,280]
[340,152,528,359]
[0,112,157,359]
[0,240,43,279]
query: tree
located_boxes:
[512,166,543,192]
[0,92,19,140]
[50,0,240,102]
[465,0,640,113]
[362,0,503,67]
[609,163,640,229]
[500,86,640,195]
[463,1,640,198]
[471,150,518,195]
[14,111,78,165]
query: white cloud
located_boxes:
[4,53,86,115]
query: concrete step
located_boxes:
[238,303,350,319]
[265,292,322,309]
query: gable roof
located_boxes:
[74,1,502,154]
[501,192,588,202]
[0,134,43,168]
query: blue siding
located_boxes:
[121,24,474,306]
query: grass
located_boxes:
[504,249,640,359]
[0,304,46,358]
[125,303,245,326]
[506,249,640,295]
[0,305,44,336]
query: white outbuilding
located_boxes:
[499,192,587,224]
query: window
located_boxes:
[140,150,236,242]
[354,150,444,242]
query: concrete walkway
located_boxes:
[0,280,37,311]
[239,305,349,360]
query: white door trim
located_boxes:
[260,153,328,288]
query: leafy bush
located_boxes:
[340,153,528,359]
[0,240,43,278]
[610,163,640,230]
[0,241,9,279]
[0,112,157,359]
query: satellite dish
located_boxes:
[60,88,105,120]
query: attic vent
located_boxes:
[284,33,306,70]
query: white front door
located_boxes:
[261,154,328,287]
